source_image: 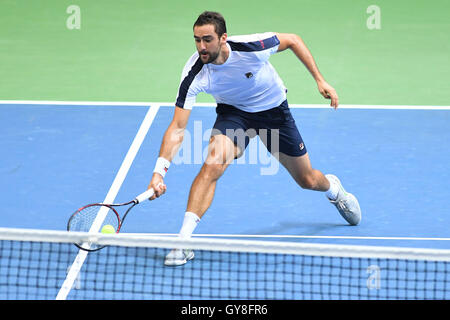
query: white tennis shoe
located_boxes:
[164,248,195,266]
[325,174,361,226]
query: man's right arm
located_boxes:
[148,106,191,199]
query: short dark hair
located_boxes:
[193,11,227,37]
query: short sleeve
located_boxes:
[175,53,205,109]
[227,32,280,61]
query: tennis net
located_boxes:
[0,227,449,300]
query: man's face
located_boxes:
[193,24,226,64]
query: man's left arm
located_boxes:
[275,32,339,109]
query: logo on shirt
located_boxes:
[245,72,253,79]
[299,143,305,151]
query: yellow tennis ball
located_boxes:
[101,224,116,234]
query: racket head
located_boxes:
[67,203,120,251]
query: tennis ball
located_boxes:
[101,224,116,234]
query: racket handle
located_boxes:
[134,188,155,204]
[134,183,163,204]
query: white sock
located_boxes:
[325,177,340,200]
[178,211,200,239]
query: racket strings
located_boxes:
[68,205,120,233]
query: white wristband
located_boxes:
[153,157,170,178]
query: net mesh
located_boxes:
[1,228,449,300]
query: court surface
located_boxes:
[1,101,449,250]
[1,0,449,300]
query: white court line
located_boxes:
[123,233,450,241]
[55,103,160,300]
[0,100,449,110]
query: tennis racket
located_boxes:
[67,188,157,251]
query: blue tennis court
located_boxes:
[1,101,449,245]
[0,101,449,299]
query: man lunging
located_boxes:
[147,11,361,266]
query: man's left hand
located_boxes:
[317,80,339,109]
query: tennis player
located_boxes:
[148,11,361,266]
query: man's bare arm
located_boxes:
[275,32,339,109]
[148,106,191,199]
[158,106,191,161]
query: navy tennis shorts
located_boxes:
[212,100,307,157]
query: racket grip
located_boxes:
[135,188,155,204]
[135,183,162,203]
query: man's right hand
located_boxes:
[148,173,167,200]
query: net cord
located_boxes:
[2,227,450,262]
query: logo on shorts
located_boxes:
[299,142,304,151]
[245,72,253,79]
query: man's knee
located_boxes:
[297,172,318,190]
[199,163,226,181]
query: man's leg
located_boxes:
[186,134,240,218]
[277,152,361,226]
[256,100,361,225]
[165,134,241,266]
[277,152,330,192]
